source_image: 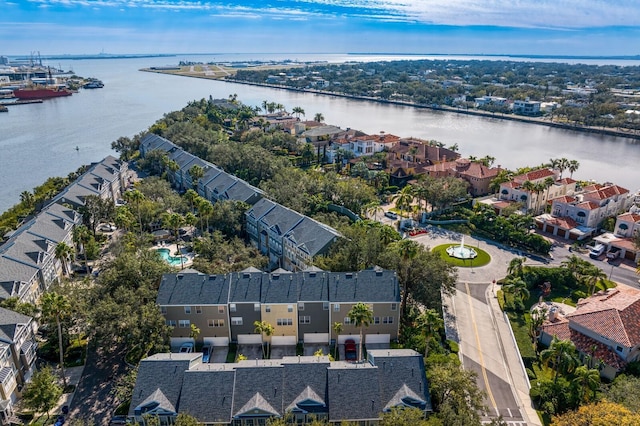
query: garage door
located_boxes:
[337,335,361,344]
[304,333,329,344]
[237,334,262,344]
[203,337,229,347]
[170,337,194,350]
[271,336,297,346]
[365,334,390,344]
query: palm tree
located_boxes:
[254,320,274,359]
[347,303,373,362]
[558,158,570,179]
[41,292,71,388]
[520,180,535,212]
[123,189,145,234]
[393,185,414,219]
[196,198,214,232]
[561,255,584,281]
[417,309,444,358]
[332,322,343,359]
[188,164,204,190]
[582,265,607,295]
[364,201,384,221]
[292,106,305,119]
[183,189,199,213]
[162,212,186,269]
[392,239,420,319]
[20,190,35,208]
[567,160,580,179]
[572,365,600,403]
[72,224,90,272]
[314,112,324,123]
[502,277,530,310]
[540,337,578,382]
[54,242,74,277]
[507,257,526,277]
[542,176,555,213]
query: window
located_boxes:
[299,316,311,324]
[195,306,202,314]
[277,318,293,326]
[179,320,190,328]
[230,303,236,312]
[184,306,191,314]
[334,304,340,312]
[160,306,167,314]
[231,317,243,326]
[298,302,305,311]
[616,345,623,353]
[218,306,225,314]
[391,303,397,311]
[265,305,271,313]
[323,302,329,310]
[287,305,293,312]
[383,316,394,324]
[254,303,261,312]
[166,320,177,327]
[208,319,225,327]
[344,317,351,325]
[374,317,380,324]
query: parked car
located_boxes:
[384,211,398,220]
[179,342,194,353]
[98,223,117,232]
[589,243,606,259]
[606,247,621,260]
[344,339,357,361]
[109,415,128,425]
[202,344,211,363]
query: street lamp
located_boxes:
[609,263,615,281]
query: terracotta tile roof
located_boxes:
[575,201,600,210]
[567,287,640,347]
[542,216,579,230]
[493,200,514,209]
[514,168,556,183]
[553,195,577,203]
[557,178,577,185]
[618,212,640,223]
[582,184,603,192]
[503,181,519,189]
[583,184,629,201]
[541,318,571,341]
[569,328,627,370]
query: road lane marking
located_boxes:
[465,282,498,413]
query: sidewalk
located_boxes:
[55,365,86,413]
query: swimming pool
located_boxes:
[156,248,187,267]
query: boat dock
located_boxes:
[1,99,45,106]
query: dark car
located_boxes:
[202,344,211,363]
[344,339,357,361]
[109,415,128,425]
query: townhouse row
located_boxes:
[0,155,127,422]
[139,134,340,271]
[129,349,430,425]
[158,268,401,348]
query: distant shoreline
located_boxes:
[140,67,640,141]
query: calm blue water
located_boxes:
[1,53,639,212]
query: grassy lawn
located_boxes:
[431,244,492,268]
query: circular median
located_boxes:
[432,243,491,267]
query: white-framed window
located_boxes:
[287,305,293,312]
[299,316,311,324]
[230,303,237,312]
[391,303,397,311]
[298,302,305,311]
[383,316,394,324]
[277,318,293,326]
[344,317,351,325]
[179,320,190,328]
[184,306,191,314]
[195,306,202,314]
[208,319,225,327]
[254,303,261,312]
[374,317,380,324]
[231,317,243,326]
[218,306,225,314]
[265,305,271,313]
[323,302,329,310]
[166,320,177,327]
[333,304,340,312]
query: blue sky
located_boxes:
[1,0,639,56]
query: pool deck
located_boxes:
[151,243,194,268]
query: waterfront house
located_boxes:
[425,158,503,196]
[587,210,640,263]
[512,99,541,116]
[0,308,38,423]
[540,286,640,380]
[128,350,430,425]
[496,168,575,215]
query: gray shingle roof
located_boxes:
[296,271,329,302]
[179,368,235,423]
[140,134,178,154]
[157,272,230,306]
[0,307,33,343]
[260,204,304,237]
[261,273,298,304]
[232,365,284,418]
[228,271,263,303]
[224,180,263,204]
[282,356,330,412]
[328,270,400,303]
[247,198,277,221]
[284,217,340,257]
[327,363,382,422]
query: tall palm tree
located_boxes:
[183,189,200,213]
[572,366,600,403]
[558,158,570,179]
[72,224,90,272]
[417,309,444,358]
[393,185,414,219]
[20,190,35,208]
[332,322,343,359]
[568,160,580,179]
[347,303,373,362]
[196,198,214,232]
[41,292,71,388]
[582,265,607,295]
[123,189,145,234]
[540,337,579,382]
[254,320,274,359]
[188,164,204,190]
[54,242,74,277]
[507,257,526,277]
[292,106,305,119]
[162,212,186,269]
[502,277,530,310]
[542,176,555,212]
[520,180,535,212]
[364,201,384,221]
[314,112,324,123]
[561,255,584,281]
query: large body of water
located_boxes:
[1,53,639,212]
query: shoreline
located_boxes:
[140,68,640,141]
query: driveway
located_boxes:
[237,344,263,361]
[210,347,228,363]
[303,344,330,357]
[270,345,296,359]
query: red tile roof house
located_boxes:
[539,286,640,380]
[590,211,640,263]
[425,158,503,197]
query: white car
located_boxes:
[98,223,117,232]
[179,342,194,353]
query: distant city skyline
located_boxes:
[1,0,639,56]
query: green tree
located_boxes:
[21,366,63,420]
[123,189,146,234]
[314,112,324,123]
[393,185,414,219]
[292,106,305,119]
[54,241,74,277]
[188,164,205,190]
[381,406,432,426]
[162,212,186,269]
[507,257,526,277]
[254,320,274,359]
[332,322,343,359]
[541,337,579,383]
[347,302,373,362]
[72,224,91,272]
[40,292,71,388]
[502,277,530,311]
[417,309,444,358]
[572,365,600,403]
[607,374,640,412]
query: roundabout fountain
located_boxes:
[446,237,478,259]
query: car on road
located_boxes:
[606,247,621,260]
[179,342,194,353]
[344,339,357,361]
[589,243,606,259]
[202,344,211,363]
[98,223,117,232]
[109,415,128,425]
[384,211,398,220]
